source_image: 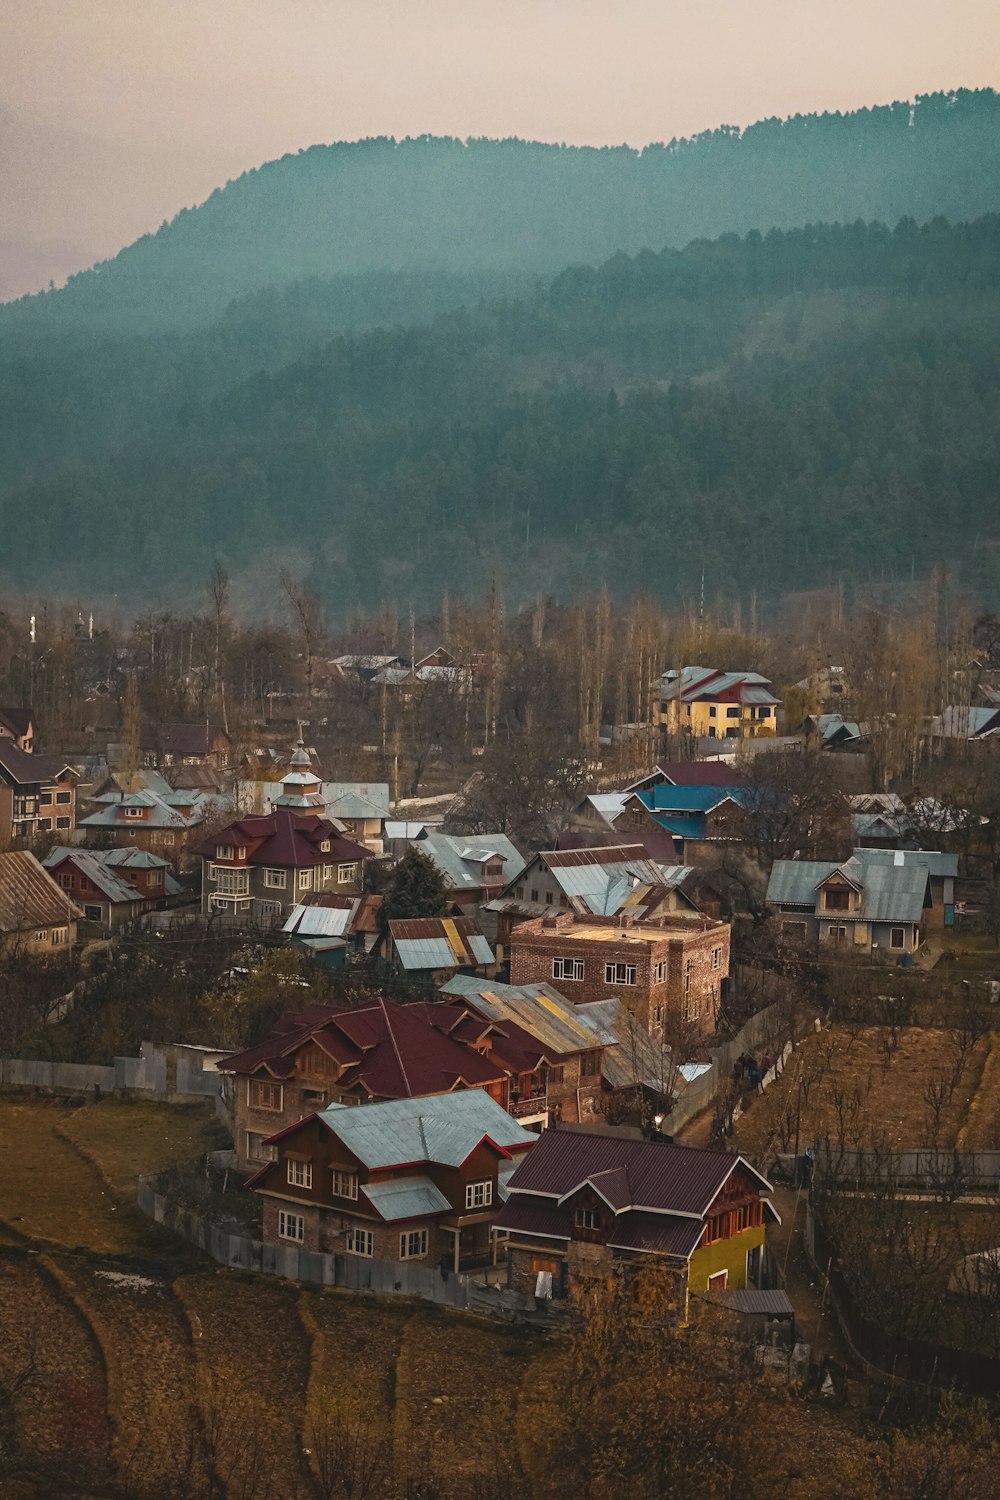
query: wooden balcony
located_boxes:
[508,1094,547,1119]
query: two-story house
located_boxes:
[0,741,78,845]
[79,785,219,869]
[403,833,526,913]
[137,720,233,769]
[0,850,82,954]
[247,1089,536,1270]
[198,811,370,923]
[509,910,730,1037]
[494,1129,776,1302]
[221,998,509,1169]
[766,846,958,954]
[657,667,780,742]
[42,846,177,929]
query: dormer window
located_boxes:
[124,807,144,819]
[216,845,234,860]
[319,840,331,853]
[575,1208,600,1231]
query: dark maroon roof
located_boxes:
[555,826,680,863]
[500,1128,766,1217]
[658,761,747,787]
[607,1212,705,1258]
[195,809,369,869]
[140,721,231,755]
[0,740,74,787]
[0,707,33,738]
[219,997,503,1098]
[492,1196,570,1241]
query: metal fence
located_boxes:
[0,1042,224,1108]
[665,1003,792,1134]
[136,1173,564,1322]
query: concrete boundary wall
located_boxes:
[0,1042,222,1108]
[136,1174,562,1322]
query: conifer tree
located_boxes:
[380,847,449,928]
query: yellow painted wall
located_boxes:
[660,698,777,740]
[689,1224,766,1292]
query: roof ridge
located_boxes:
[380,996,414,1096]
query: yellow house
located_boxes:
[658,666,780,740]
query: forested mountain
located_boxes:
[4,89,1000,335]
[2,215,999,615]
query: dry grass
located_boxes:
[733,1025,992,1160]
[59,1099,223,1198]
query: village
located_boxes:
[2,598,1000,1497]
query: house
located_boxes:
[624,760,748,795]
[0,707,35,752]
[42,846,179,929]
[509,910,730,1036]
[197,813,370,923]
[766,846,959,954]
[490,846,700,961]
[137,721,232,769]
[0,850,82,954]
[928,706,1000,740]
[0,742,78,845]
[493,1129,776,1301]
[247,1089,536,1270]
[792,665,850,713]
[255,778,390,852]
[407,832,526,910]
[386,917,496,983]
[327,653,405,685]
[282,892,383,960]
[657,667,780,741]
[568,793,682,863]
[79,784,220,870]
[439,976,679,1128]
[220,998,510,1169]
[803,714,866,752]
[617,784,750,861]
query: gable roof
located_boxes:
[497,1129,771,1222]
[42,848,145,906]
[195,810,369,869]
[930,706,1000,738]
[658,666,780,706]
[0,707,33,739]
[220,996,504,1097]
[139,721,231,756]
[655,760,747,787]
[389,916,494,970]
[415,832,526,890]
[766,847,939,923]
[438,975,617,1058]
[282,893,382,938]
[518,845,694,919]
[0,740,75,788]
[0,850,83,932]
[315,1088,536,1169]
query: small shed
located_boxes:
[707,1287,795,1346]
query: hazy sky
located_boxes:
[2,0,998,297]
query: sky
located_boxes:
[2,0,999,298]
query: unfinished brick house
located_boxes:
[509,910,730,1037]
[248,1089,536,1271]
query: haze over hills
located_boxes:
[2,214,998,616]
[3,89,1000,335]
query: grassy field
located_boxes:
[733,1025,995,1161]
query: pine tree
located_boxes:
[380,848,449,928]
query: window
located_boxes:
[707,1270,728,1292]
[38,818,52,831]
[58,872,74,889]
[51,927,68,945]
[604,962,636,985]
[530,889,539,903]
[580,1051,601,1078]
[39,791,53,806]
[545,891,553,905]
[124,806,144,819]
[263,868,287,889]
[708,705,716,718]
[216,845,234,859]
[56,817,70,829]
[246,1132,278,1163]
[298,868,313,891]
[827,925,848,945]
[278,1210,304,1243]
[84,905,103,922]
[653,959,667,983]
[399,1228,428,1259]
[213,867,250,897]
[331,1169,359,1200]
[574,1208,600,1231]
[552,957,584,982]
[286,1159,313,1189]
[337,863,358,883]
[890,927,906,950]
[249,1079,283,1111]
[465,1180,493,1210]
[323,865,334,881]
[727,707,740,718]
[711,947,723,970]
[684,959,694,993]
[55,791,71,805]
[320,840,331,853]
[346,1226,373,1256]
[824,888,851,912]
[541,1064,564,1088]
[515,885,524,899]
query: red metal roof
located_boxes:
[194,810,369,869]
[542,845,651,869]
[658,761,747,787]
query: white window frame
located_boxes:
[653,959,667,983]
[707,1269,728,1291]
[323,864,334,881]
[465,1179,493,1210]
[263,868,287,889]
[298,868,314,891]
[828,924,848,944]
[245,1131,277,1163]
[711,947,722,970]
[337,862,358,883]
[346,1226,374,1257]
[123,806,144,819]
[51,927,68,945]
[399,1228,429,1260]
[604,962,637,986]
[552,957,585,982]
[212,866,250,897]
[286,1159,313,1189]
[331,1168,359,1200]
[574,1207,600,1230]
[890,926,906,950]
[215,845,234,859]
[278,1209,305,1243]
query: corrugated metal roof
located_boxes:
[283,902,354,937]
[42,848,140,906]
[361,1175,451,1221]
[416,833,525,890]
[767,849,932,924]
[585,793,628,821]
[319,1090,535,1169]
[445,979,615,1056]
[390,916,494,970]
[710,1288,794,1316]
[0,850,84,931]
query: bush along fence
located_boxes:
[136,1170,565,1323]
[0,1041,227,1117]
